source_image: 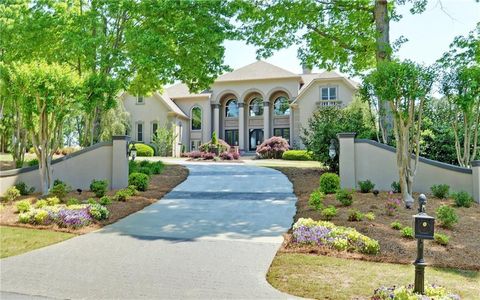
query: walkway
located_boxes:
[0,163,298,299]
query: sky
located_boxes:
[222,0,479,75]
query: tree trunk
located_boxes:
[374,0,392,143]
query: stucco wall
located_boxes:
[122,94,170,144]
[338,134,479,203]
[0,137,129,196]
[173,96,211,147]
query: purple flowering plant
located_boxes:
[385,192,401,216]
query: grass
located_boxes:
[268,253,480,300]
[0,226,75,258]
[244,159,324,168]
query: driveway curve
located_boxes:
[1,163,298,299]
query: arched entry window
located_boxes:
[274,96,290,116]
[249,98,263,116]
[191,106,202,130]
[225,99,239,117]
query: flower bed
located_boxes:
[292,218,380,254]
[372,284,460,300]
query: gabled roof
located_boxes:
[215,60,300,83]
[293,70,359,104]
[165,83,211,99]
[155,92,189,119]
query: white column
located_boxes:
[238,103,245,151]
[111,135,129,190]
[263,101,270,139]
[472,160,480,204]
[213,103,220,138]
[337,132,357,190]
[289,107,294,146]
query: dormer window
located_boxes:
[136,95,144,104]
[321,87,337,100]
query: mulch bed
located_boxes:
[0,164,189,235]
[272,166,480,271]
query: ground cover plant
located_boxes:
[272,167,480,270]
[372,284,460,300]
[282,150,313,161]
[358,179,375,193]
[0,163,188,235]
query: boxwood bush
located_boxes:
[436,205,458,229]
[430,184,450,199]
[14,182,35,195]
[336,188,354,206]
[308,189,325,211]
[452,191,473,208]
[90,179,108,197]
[282,150,313,161]
[358,179,375,193]
[319,173,340,194]
[133,143,154,157]
[128,172,150,191]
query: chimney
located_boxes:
[302,64,312,74]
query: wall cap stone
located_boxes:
[472,160,480,167]
[355,139,472,174]
[0,141,113,178]
[112,135,130,141]
[337,132,357,138]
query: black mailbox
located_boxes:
[413,214,435,240]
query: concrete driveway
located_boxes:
[0,163,298,299]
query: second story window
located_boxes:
[225,99,239,118]
[191,107,202,130]
[136,95,144,104]
[249,97,263,117]
[321,87,337,101]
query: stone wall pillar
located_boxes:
[238,102,245,151]
[112,135,129,190]
[213,103,220,138]
[337,132,356,190]
[263,101,270,139]
[472,160,480,203]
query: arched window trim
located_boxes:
[273,96,290,116]
[248,97,264,117]
[225,98,239,118]
[191,106,202,131]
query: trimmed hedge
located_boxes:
[133,143,154,157]
[128,172,150,191]
[282,150,313,161]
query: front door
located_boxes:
[249,129,264,151]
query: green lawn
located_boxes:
[244,159,324,168]
[0,226,75,258]
[268,253,480,300]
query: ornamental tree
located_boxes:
[361,60,434,207]
[10,61,81,195]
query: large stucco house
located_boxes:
[120,61,358,156]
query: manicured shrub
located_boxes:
[452,191,473,208]
[49,181,69,199]
[5,186,21,202]
[34,210,50,224]
[282,150,313,161]
[67,197,80,206]
[385,194,401,216]
[401,226,414,239]
[188,151,202,159]
[199,138,230,153]
[149,161,164,174]
[90,179,108,198]
[35,199,48,209]
[431,184,450,199]
[99,196,112,206]
[28,158,39,167]
[202,152,215,160]
[15,182,35,195]
[336,188,354,206]
[358,179,375,193]
[390,221,402,230]
[220,152,234,160]
[365,212,376,221]
[16,200,31,213]
[308,190,325,211]
[348,209,364,221]
[321,206,337,220]
[391,181,401,193]
[88,203,109,220]
[292,218,380,254]
[256,136,290,159]
[87,198,97,205]
[45,197,60,206]
[126,185,138,196]
[434,233,450,246]
[115,189,130,202]
[319,173,340,194]
[134,143,154,157]
[136,167,153,176]
[129,160,139,174]
[129,172,149,191]
[436,205,458,229]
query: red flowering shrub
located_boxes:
[202,152,215,160]
[256,136,290,159]
[199,139,231,153]
[189,151,202,159]
[232,152,240,160]
[220,152,234,160]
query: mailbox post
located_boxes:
[413,194,435,294]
